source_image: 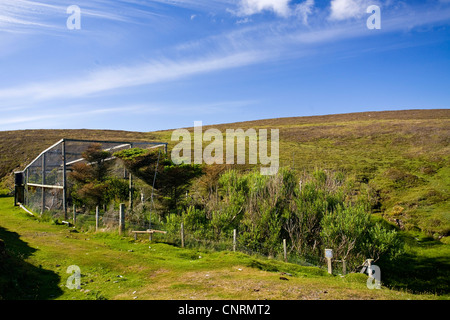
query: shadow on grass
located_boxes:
[0,226,63,300]
[379,240,450,296]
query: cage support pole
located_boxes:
[62,140,67,220]
[25,169,29,206]
[128,143,133,210]
[41,153,46,215]
[119,203,125,235]
[129,173,133,210]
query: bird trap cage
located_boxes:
[14,138,168,219]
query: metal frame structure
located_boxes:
[14,138,168,218]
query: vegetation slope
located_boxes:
[0,109,449,298]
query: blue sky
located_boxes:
[0,0,449,132]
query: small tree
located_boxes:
[69,143,128,209]
[320,203,402,271]
[114,148,203,214]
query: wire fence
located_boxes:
[73,203,350,275]
[18,197,351,276]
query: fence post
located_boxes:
[233,229,236,252]
[325,249,333,274]
[119,203,125,235]
[342,260,347,275]
[283,239,287,262]
[181,222,184,248]
[95,206,99,231]
[73,204,76,225]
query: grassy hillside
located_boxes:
[2,109,448,237]
[0,109,449,299]
[0,197,442,300]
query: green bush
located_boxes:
[321,203,403,271]
[161,167,403,270]
[0,189,11,197]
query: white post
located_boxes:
[95,206,99,231]
[119,203,125,235]
[181,222,184,248]
[325,249,333,275]
[233,229,236,252]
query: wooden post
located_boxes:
[95,206,99,231]
[342,260,347,275]
[73,204,76,225]
[180,222,184,248]
[233,229,236,252]
[283,239,287,262]
[327,258,332,275]
[325,249,333,275]
[119,203,125,235]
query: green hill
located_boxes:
[1,109,448,237]
[0,109,449,299]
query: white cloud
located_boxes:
[295,0,314,25]
[234,0,314,23]
[329,0,370,21]
[237,0,292,17]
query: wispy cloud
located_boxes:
[0,106,133,126]
[0,0,166,34]
[0,0,63,32]
[1,1,450,104]
[0,99,257,130]
[0,50,271,102]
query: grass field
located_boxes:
[0,197,446,301]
